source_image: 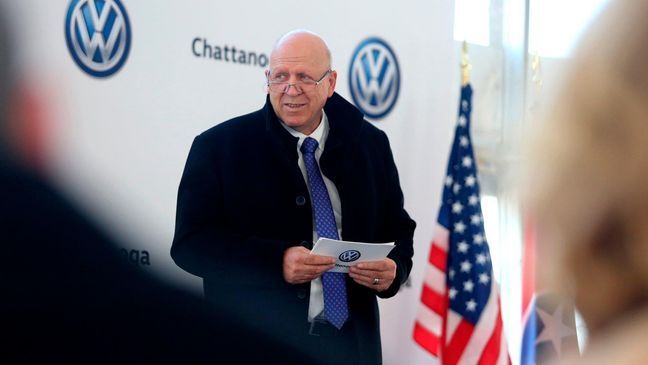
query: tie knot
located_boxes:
[300,137,319,154]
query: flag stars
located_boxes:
[457,241,469,253]
[536,304,577,357]
[465,175,476,187]
[453,183,461,194]
[466,299,477,312]
[473,233,484,245]
[463,280,474,292]
[479,273,490,284]
[445,175,453,187]
[460,260,472,273]
[471,214,482,225]
[452,202,464,214]
[462,156,473,168]
[476,253,487,265]
[468,194,479,206]
[449,269,456,280]
[449,287,458,300]
[458,115,467,127]
[460,136,469,147]
[454,221,466,234]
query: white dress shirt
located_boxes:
[281,111,343,322]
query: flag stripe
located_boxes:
[497,306,511,365]
[422,285,447,315]
[521,294,535,325]
[446,310,462,341]
[477,302,504,365]
[445,320,474,365]
[433,225,450,250]
[429,244,447,271]
[458,279,500,365]
[424,264,446,294]
[414,322,441,356]
[416,302,443,336]
[522,216,536,312]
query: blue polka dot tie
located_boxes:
[301,137,349,330]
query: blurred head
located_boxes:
[0,8,48,169]
[527,0,648,336]
[266,29,337,135]
[0,7,14,152]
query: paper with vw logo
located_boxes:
[310,238,395,273]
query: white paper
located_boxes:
[310,238,395,273]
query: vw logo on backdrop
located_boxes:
[65,0,132,78]
[348,37,400,119]
[339,250,361,263]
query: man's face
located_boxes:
[267,34,337,135]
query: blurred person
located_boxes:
[171,29,416,364]
[0,8,312,364]
[526,0,648,364]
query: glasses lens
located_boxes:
[268,83,283,92]
[268,82,311,93]
[268,70,329,93]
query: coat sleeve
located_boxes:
[170,134,292,282]
[375,130,416,299]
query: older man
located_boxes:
[172,30,415,364]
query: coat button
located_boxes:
[295,195,306,206]
[297,289,307,299]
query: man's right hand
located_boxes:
[283,246,336,284]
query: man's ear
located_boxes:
[264,69,270,94]
[327,70,337,98]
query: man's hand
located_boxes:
[349,258,397,292]
[283,246,336,284]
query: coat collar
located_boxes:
[262,92,365,145]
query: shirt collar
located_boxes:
[281,111,330,152]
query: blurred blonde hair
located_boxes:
[526,0,648,335]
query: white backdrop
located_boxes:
[5,1,458,363]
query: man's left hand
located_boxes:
[348,258,396,292]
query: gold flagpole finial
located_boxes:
[461,40,472,86]
[531,52,543,88]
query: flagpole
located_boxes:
[461,40,472,87]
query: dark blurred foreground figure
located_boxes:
[0,10,312,364]
[527,0,648,364]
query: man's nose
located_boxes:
[284,83,302,96]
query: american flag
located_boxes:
[413,84,509,365]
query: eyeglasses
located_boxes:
[267,70,332,94]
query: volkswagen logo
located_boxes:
[65,0,132,77]
[348,38,400,119]
[339,250,361,263]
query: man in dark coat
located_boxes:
[171,30,416,364]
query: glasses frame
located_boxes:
[266,69,332,94]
